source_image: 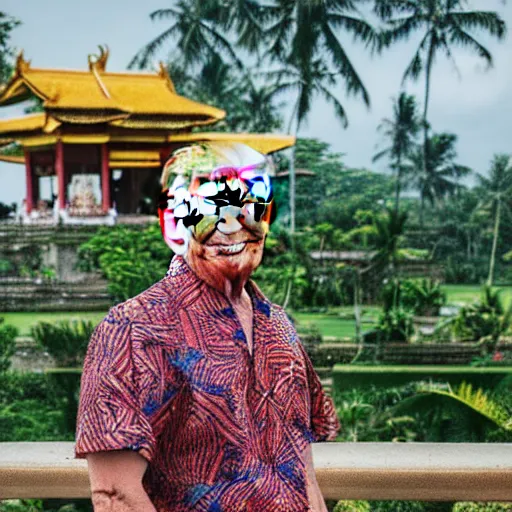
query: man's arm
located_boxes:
[87,451,157,512]
[304,444,328,512]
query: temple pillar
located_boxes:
[101,143,110,213]
[24,149,34,214]
[56,140,66,210]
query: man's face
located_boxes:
[159,145,274,280]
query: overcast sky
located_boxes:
[1,0,511,207]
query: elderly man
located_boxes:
[75,143,340,512]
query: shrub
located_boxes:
[0,201,15,219]
[0,372,71,442]
[401,279,447,316]
[376,307,414,343]
[0,372,57,405]
[370,502,451,511]
[0,500,91,512]
[77,223,170,302]
[445,256,489,285]
[0,258,14,276]
[381,278,446,317]
[451,287,511,345]
[452,503,512,511]
[31,320,95,367]
[333,501,370,512]
[0,318,18,373]
[0,399,69,442]
[332,366,512,392]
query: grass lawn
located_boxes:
[4,309,370,340]
[2,311,107,336]
[3,284,511,339]
[442,284,512,307]
[292,312,374,339]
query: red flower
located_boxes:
[492,351,504,361]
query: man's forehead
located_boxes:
[161,142,271,191]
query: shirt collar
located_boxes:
[165,255,271,316]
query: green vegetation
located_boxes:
[294,312,375,339]
[332,366,512,392]
[31,320,95,367]
[1,312,105,336]
[77,223,170,302]
[329,502,512,512]
[0,317,17,372]
[0,11,20,84]
[444,285,512,307]
[3,282,512,340]
[0,372,72,442]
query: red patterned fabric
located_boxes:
[76,256,340,512]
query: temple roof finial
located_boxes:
[159,62,176,94]
[15,51,31,75]
[88,45,109,72]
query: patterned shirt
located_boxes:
[75,256,340,512]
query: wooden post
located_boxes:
[101,143,110,213]
[55,140,65,210]
[24,149,33,214]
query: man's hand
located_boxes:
[87,451,157,512]
[304,444,328,512]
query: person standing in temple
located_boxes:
[75,143,340,512]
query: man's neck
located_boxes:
[183,254,251,305]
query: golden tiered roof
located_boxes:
[0,47,225,130]
[0,46,295,164]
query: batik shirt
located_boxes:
[75,256,340,512]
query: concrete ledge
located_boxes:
[1,442,512,501]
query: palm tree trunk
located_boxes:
[487,197,502,287]
[420,193,425,227]
[395,155,402,214]
[289,145,296,234]
[421,38,435,228]
[282,277,293,310]
[350,269,364,364]
[288,100,300,234]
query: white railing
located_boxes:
[1,442,511,502]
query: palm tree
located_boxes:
[164,56,283,133]
[351,208,408,362]
[0,12,20,84]
[371,207,409,278]
[391,381,512,442]
[240,71,284,133]
[404,132,471,225]
[476,154,512,286]
[266,59,352,232]
[375,0,506,204]
[373,92,420,214]
[129,1,244,70]
[262,0,378,232]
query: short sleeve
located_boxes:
[75,312,155,461]
[298,341,340,442]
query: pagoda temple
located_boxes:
[0,47,294,224]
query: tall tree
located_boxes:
[373,92,420,214]
[166,56,283,133]
[129,1,246,70]
[375,0,506,209]
[263,0,378,232]
[476,154,512,287]
[351,207,408,362]
[266,59,352,231]
[404,132,471,225]
[0,12,20,84]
